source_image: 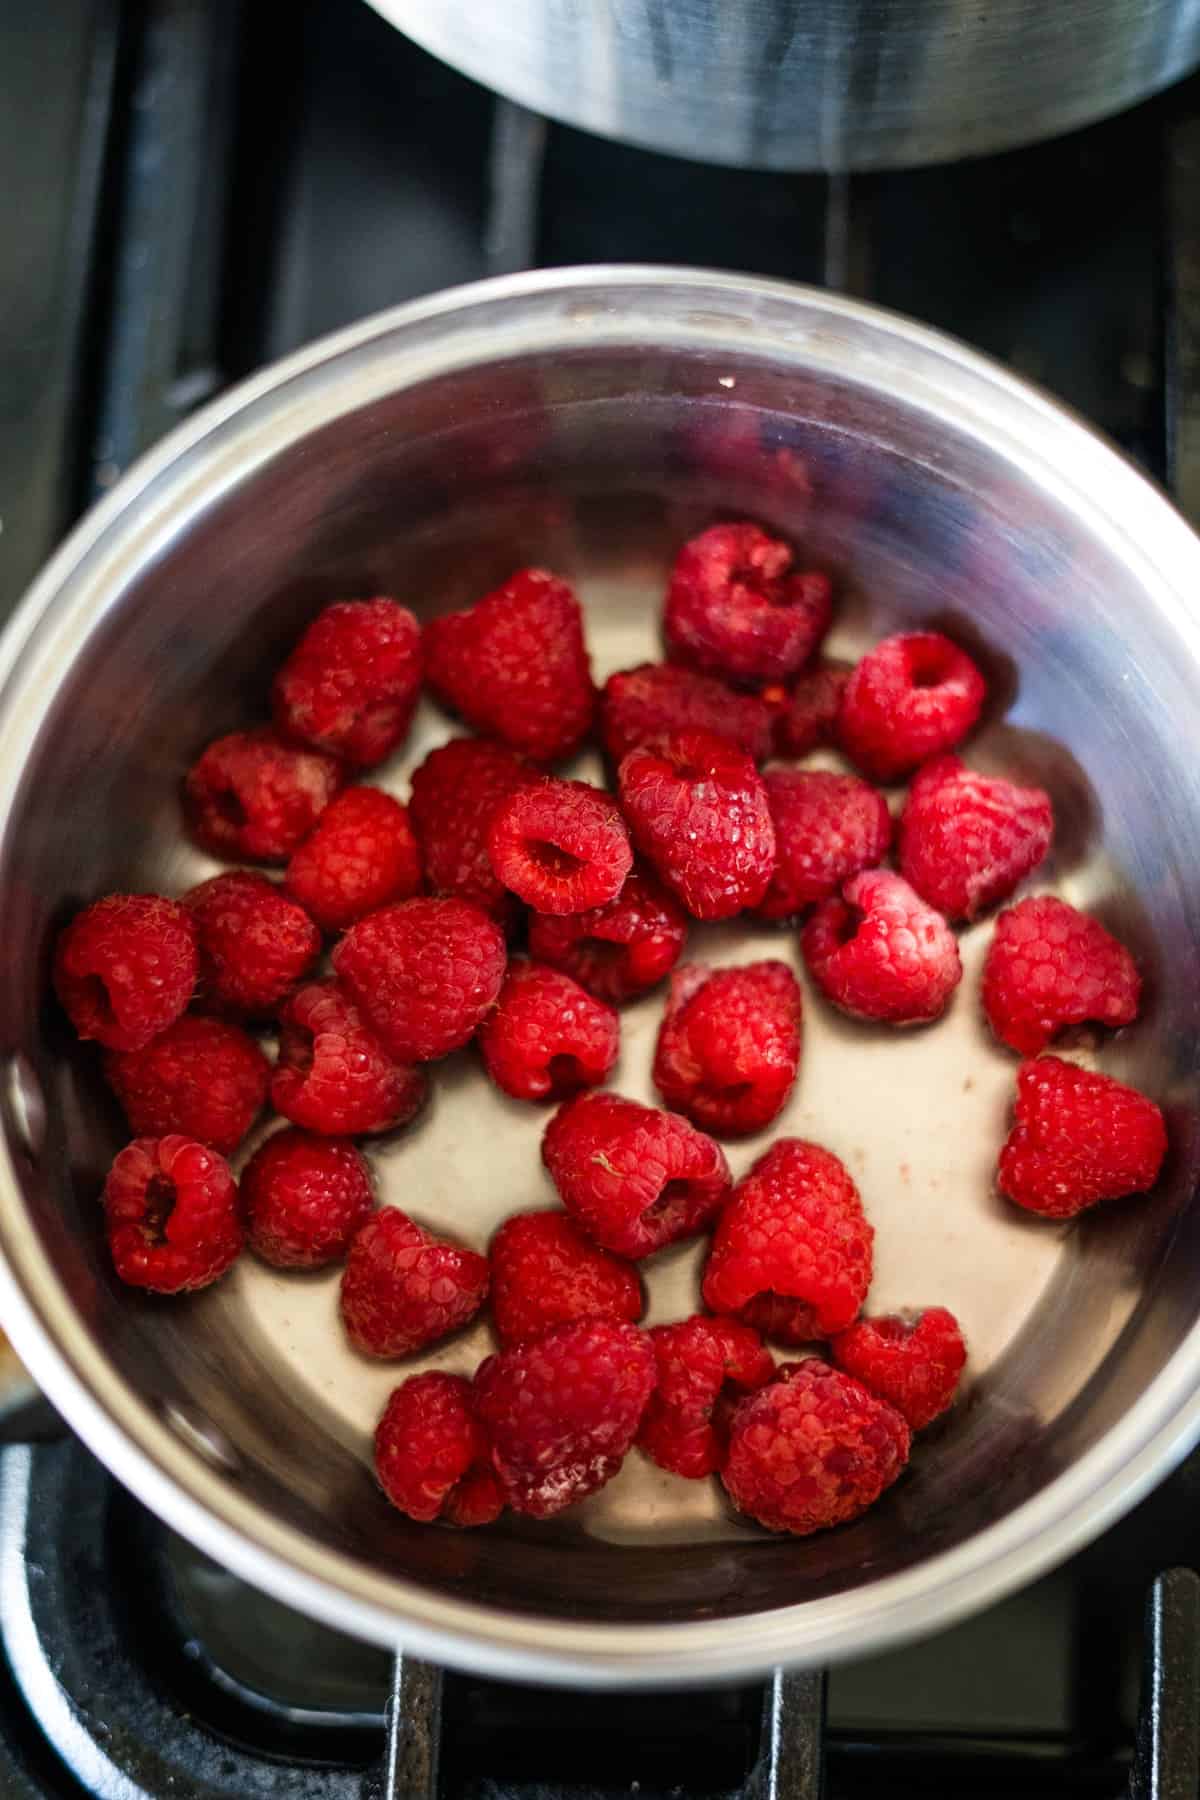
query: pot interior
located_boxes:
[1,284,1198,1659]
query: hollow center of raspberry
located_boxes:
[78,973,116,1030]
[547,1053,588,1095]
[141,1173,177,1245]
[211,784,248,828]
[642,1178,695,1235]
[664,756,711,784]
[874,1314,918,1344]
[832,905,864,948]
[527,839,586,880]
[909,661,947,690]
[282,1025,315,1077]
[578,937,625,971]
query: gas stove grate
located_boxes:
[0,1439,1196,1797]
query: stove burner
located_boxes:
[0,1440,1197,1796]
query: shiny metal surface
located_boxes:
[363,0,1200,171]
[0,268,1199,1686]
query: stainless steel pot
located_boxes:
[1,267,1200,1687]
[364,0,1200,170]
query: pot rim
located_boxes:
[2,265,1200,1686]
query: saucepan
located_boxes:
[0,267,1198,1687]
[364,0,1200,169]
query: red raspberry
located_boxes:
[488,778,632,915]
[832,1307,966,1430]
[375,1372,503,1526]
[542,1092,731,1258]
[802,869,962,1025]
[243,1128,374,1269]
[637,1316,774,1479]
[54,894,197,1052]
[652,960,802,1138]
[838,632,986,782]
[617,728,775,920]
[479,960,619,1102]
[664,523,832,686]
[284,787,422,933]
[898,755,1053,921]
[408,737,531,928]
[527,866,688,1004]
[272,598,422,769]
[473,1317,656,1517]
[105,1015,269,1155]
[333,897,506,1063]
[185,871,321,1018]
[425,567,595,764]
[272,979,427,1136]
[766,661,851,757]
[982,895,1141,1056]
[341,1208,489,1355]
[600,663,774,765]
[183,726,343,862]
[758,769,892,920]
[997,1054,1167,1219]
[721,1360,910,1535]
[702,1139,873,1343]
[489,1210,643,1346]
[103,1134,242,1293]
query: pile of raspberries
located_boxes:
[53,520,1166,1539]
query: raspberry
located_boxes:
[54,894,197,1052]
[542,1091,731,1258]
[489,1210,643,1346]
[664,523,832,686]
[183,726,343,862]
[898,755,1053,921]
[721,1360,910,1535]
[758,769,892,920]
[982,895,1141,1056]
[272,979,427,1136]
[600,663,774,765]
[997,1054,1167,1219]
[105,1015,269,1155]
[488,778,632,915]
[272,598,422,769]
[802,869,962,1025]
[425,567,595,764]
[479,960,619,1102]
[617,728,775,920]
[767,660,851,757]
[340,1207,489,1355]
[637,1316,774,1479]
[103,1134,242,1293]
[408,737,531,927]
[832,1307,966,1429]
[527,866,688,1004]
[652,960,802,1138]
[702,1139,873,1342]
[185,871,321,1017]
[375,1372,503,1526]
[284,787,422,933]
[243,1129,374,1269]
[333,897,506,1063]
[473,1317,656,1517]
[838,632,986,782]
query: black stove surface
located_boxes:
[4,2,1200,1795]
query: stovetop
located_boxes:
[4,1,1200,1794]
